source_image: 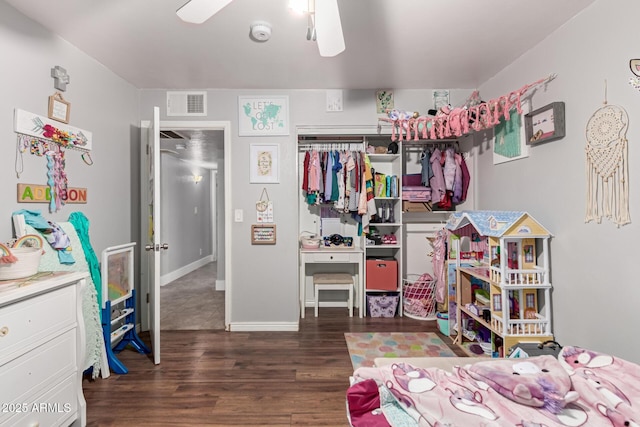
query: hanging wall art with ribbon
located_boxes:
[256,187,274,223]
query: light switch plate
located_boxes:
[234,209,243,222]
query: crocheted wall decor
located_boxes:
[585,103,630,227]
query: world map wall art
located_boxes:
[238,95,289,136]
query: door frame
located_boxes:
[140,119,232,332]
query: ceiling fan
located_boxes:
[176,0,345,57]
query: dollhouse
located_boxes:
[445,211,553,357]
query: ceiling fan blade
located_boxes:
[176,0,234,24]
[314,0,345,57]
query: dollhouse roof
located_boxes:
[445,210,551,238]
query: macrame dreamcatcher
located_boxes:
[585,94,630,227]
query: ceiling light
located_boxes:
[288,0,308,14]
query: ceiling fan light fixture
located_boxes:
[176,0,233,24]
[314,0,345,57]
[288,0,309,15]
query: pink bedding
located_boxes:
[348,346,640,426]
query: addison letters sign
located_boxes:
[17,183,87,204]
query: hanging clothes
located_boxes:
[429,148,446,205]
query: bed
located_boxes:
[347,347,640,426]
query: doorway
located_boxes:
[140,120,232,335]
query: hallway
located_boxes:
[160,262,224,330]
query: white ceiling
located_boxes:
[6,0,595,90]
[6,0,595,167]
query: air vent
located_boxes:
[166,91,207,117]
[159,130,185,139]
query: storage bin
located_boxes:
[367,293,399,317]
[0,235,43,281]
[366,259,398,290]
[436,312,449,336]
[402,273,437,320]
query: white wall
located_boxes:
[140,89,470,328]
[0,2,139,257]
[476,0,638,362]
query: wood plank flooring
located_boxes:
[83,308,466,426]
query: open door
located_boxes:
[144,106,165,364]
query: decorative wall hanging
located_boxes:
[48,92,71,124]
[326,90,343,112]
[376,90,394,114]
[492,103,529,165]
[251,224,276,245]
[585,86,630,227]
[17,183,87,204]
[51,65,70,91]
[379,74,557,142]
[14,108,93,213]
[238,96,289,136]
[249,144,279,183]
[524,102,565,144]
[15,108,92,150]
[255,187,274,223]
[433,90,450,110]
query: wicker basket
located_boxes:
[0,235,44,281]
[402,273,437,320]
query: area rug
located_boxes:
[345,332,457,370]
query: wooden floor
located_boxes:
[83,308,465,426]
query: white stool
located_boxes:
[313,273,354,317]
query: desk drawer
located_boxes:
[312,253,352,262]
[0,285,75,364]
[0,329,76,423]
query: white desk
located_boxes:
[299,247,364,318]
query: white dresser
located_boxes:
[0,271,87,427]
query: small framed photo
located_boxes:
[525,102,565,144]
[48,92,70,124]
[250,144,279,183]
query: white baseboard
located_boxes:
[215,279,225,291]
[229,322,299,332]
[161,255,214,286]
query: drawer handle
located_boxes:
[0,326,8,337]
[330,256,333,260]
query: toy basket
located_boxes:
[0,235,44,281]
[402,273,437,320]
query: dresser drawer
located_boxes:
[0,285,75,364]
[4,373,78,427]
[0,329,76,424]
[312,253,352,262]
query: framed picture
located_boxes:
[251,224,276,245]
[493,103,530,165]
[525,102,565,144]
[238,95,289,136]
[376,90,394,113]
[250,144,279,183]
[48,92,70,124]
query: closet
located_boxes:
[297,127,476,318]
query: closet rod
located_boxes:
[298,142,364,151]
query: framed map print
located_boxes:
[238,96,289,136]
